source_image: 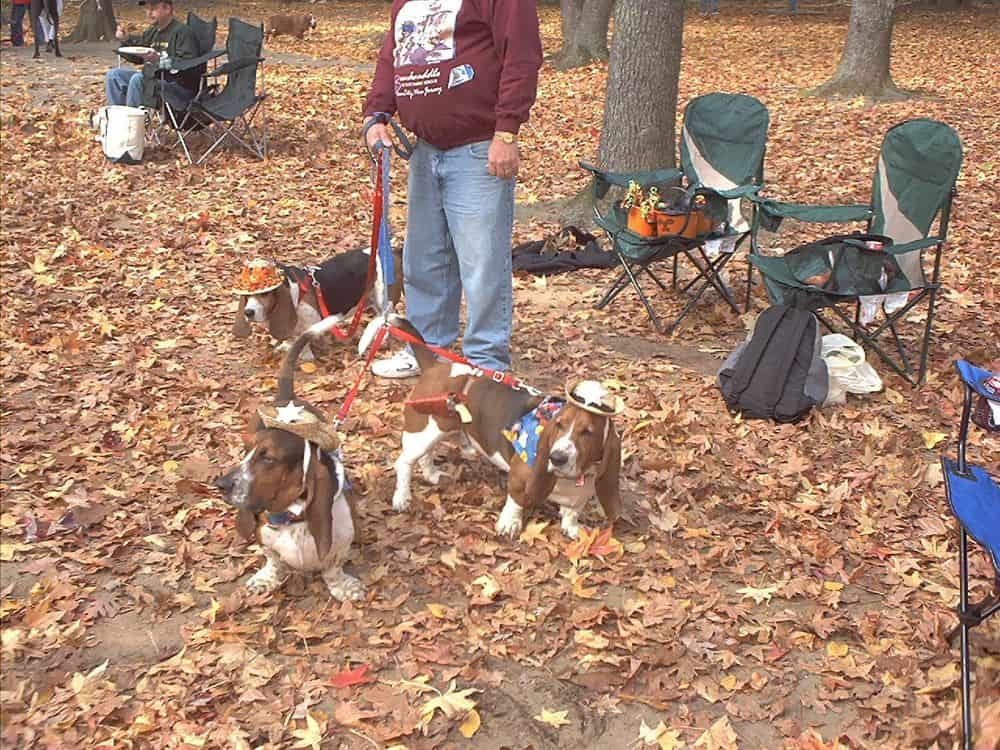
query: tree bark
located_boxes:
[553,0,614,69]
[66,0,116,43]
[598,0,683,172]
[810,0,909,101]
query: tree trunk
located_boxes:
[598,0,683,172]
[810,0,909,101]
[66,0,116,42]
[553,0,614,69]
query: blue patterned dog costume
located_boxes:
[503,397,565,467]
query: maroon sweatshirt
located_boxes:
[363,0,543,151]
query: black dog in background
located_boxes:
[29,0,61,59]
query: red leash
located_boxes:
[299,157,384,343]
[333,324,388,427]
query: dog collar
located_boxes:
[266,510,303,526]
[267,500,306,527]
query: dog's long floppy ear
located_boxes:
[595,421,623,523]
[236,509,258,541]
[233,296,251,339]
[524,422,559,508]
[304,445,335,561]
[267,284,297,341]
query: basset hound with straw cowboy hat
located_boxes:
[214,317,364,600]
[232,248,403,362]
[360,315,625,539]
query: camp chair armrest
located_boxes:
[206,57,265,77]
[886,237,941,255]
[170,49,226,72]
[752,198,873,224]
[579,161,683,189]
[700,183,761,200]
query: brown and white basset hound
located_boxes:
[362,315,624,540]
[214,318,364,601]
[233,247,403,361]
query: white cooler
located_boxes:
[96,105,146,162]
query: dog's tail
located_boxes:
[276,316,343,403]
[357,313,437,373]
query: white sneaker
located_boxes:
[371,350,421,379]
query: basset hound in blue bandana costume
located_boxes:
[367,315,625,540]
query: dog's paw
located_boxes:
[246,566,287,595]
[560,509,582,539]
[560,518,581,540]
[459,434,478,460]
[495,497,524,539]
[391,490,411,513]
[274,340,292,354]
[422,465,445,485]
[324,570,365,602]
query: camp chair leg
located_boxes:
[744,256,756,312]
[958,528,973,750]
[596,270,631,309]
[884,315,915,377]
[165,104,194,164]
[643,265,670,293]
[596,248,637,310]
[683,248,740,313]
[617,258,663,332]
[917,285,939,385]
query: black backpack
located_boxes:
[717,305,829,423]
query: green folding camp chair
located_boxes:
[171,17,268,165]
[580,92,769,334]
[749,119,962,385]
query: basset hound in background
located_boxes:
[361,315,624,540]
[215,318,364,601]
[232,247,403,361]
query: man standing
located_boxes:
[362,0,543,377]
[105,0,199,108]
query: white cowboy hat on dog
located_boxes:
[566,380,625,416]
[257,402,340,452]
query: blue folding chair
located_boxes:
[941,359,1000,749]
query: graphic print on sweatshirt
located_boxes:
[393,0,462,99]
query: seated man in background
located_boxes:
[104,0,199,108]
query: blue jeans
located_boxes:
[10,5,44,47]
[105,67,144,107]
[700,0,720,11]
[403,138,515,372]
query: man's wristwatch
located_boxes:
[494,131,517,145]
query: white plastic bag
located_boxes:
[821,334,882,398]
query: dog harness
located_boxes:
[503,397,565,468]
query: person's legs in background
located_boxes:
[105,68,141,106]
[10,2,27,46]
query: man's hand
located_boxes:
[142,50,160,63]
[364,122,392,152]
[488,137,518,180]
[115,23,128,41]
